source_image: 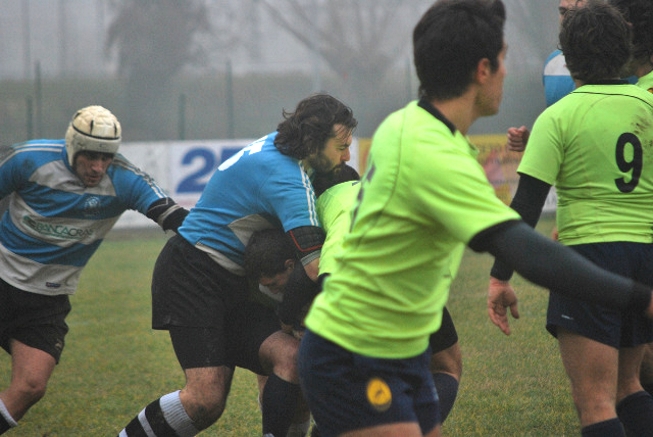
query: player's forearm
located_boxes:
[475,221,652,312]
[146,198,189,232]
[490,174,551,280]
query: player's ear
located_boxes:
[474,58,492,85]
[285,259,296,271]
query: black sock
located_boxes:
[432,372,459,423]
[616,390,653,437]
[0,415,11,435]
[642,382,653,398]
[262,374,300,437]
[581,418,625,437]
[119,397,180,437]
[0,400,16,435]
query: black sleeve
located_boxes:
[287,226,325,264]
[277,264,320,326]
[471,221,651,311]
[490,174,551,280]
[145,198,189,233]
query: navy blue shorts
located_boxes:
[546,242,653,348]
[299,330,439,437]
[0,278,70,363]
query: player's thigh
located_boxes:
[8,339,56,390]
[557,328,619,398]
[639,344,653,383]
[617,344,647,396]
[258,330,300,380]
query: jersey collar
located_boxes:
[584,79,629,85]
[418,98,457,135]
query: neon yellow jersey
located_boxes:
[638,70,653,94]
[316,181,360,275]
[518,84,653,246]
[305,100,519,359]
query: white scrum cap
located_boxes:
[65,105,121,167]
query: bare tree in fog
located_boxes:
[260,0,433,131]
[504,0,558,74]
[106,0,211,139]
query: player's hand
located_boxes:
[488,276,520,336]
[506,126,530,152]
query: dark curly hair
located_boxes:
[560,0,632,82]
[609,0,653,64]
[274,93,357,160]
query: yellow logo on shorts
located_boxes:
[366,377,392,412]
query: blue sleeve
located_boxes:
[109,155,168,213]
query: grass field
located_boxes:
[0,216,581,436]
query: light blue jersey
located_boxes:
[543,49,637,107]
[179,132,320,275]
[0,140,169,296]
[543,49,575,107]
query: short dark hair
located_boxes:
[312,163,360,197]
[413,0,506,100]
[275,93,357,160]
[609,0,653,63]
[560,0,632,82]
[244,228,296,281]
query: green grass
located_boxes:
[0,217,581,436]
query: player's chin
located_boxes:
[84,178,101,187]
[332,163,345,175]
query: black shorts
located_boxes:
[152,235,282,373]
[428,307,458,353]
[547,242,653,348]
[0,278,71,363]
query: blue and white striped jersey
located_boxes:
[542,49,575,108]
[179,132,320,275]
[0,139,169,296]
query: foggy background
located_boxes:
[0,0,559,143]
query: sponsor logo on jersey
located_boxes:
[22,215,94,240]
[366,377,392,412]
[83,196,101,218]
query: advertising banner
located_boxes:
[116,135,553,229]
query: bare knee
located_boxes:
[2,377,48,421]
[180,367,233,429]
[259,331,300,383]
[17,378,47,404]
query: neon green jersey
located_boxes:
[305,100,520,359]
[638,70,653,94]
[316,180,360,275]
[518,84,653,246]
